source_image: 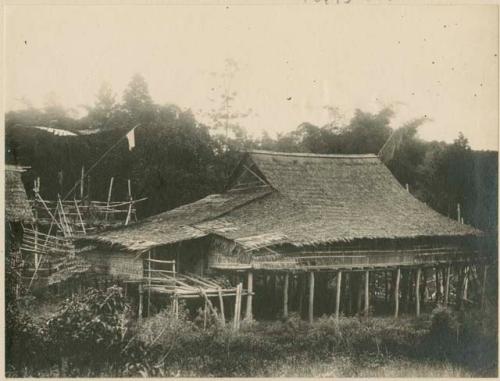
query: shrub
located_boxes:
[45,286,131,375]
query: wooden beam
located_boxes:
[335,270,342,320]
[308,272,315,324]
[283,273,289,319]
[364,270,369,316]
[415,267,421,316]
[394,268,401,318]
[246,271,253,320]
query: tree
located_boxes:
[122,74,155,125]
[205,59,252,139]
[88,82,117,129]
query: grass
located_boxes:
[263,355,473,378]
[7,289,497,378]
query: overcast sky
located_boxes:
[4,4,499,150]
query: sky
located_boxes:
[4,4,499,150]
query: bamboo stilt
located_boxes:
[394,268,401,318]
[283,273,289,319]
[335,271,342,320]
[444,265,451,306]
[246,271,253,319]
[105,177,114,222]
[218,288,226,325]
[415,268,421,316]
[308,272,315,323]
[364,270,370,316]
[138,284,143,320]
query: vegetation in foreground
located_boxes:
[6,286,497,378]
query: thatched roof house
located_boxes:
[78,151,485,276]
[5,165,34,223]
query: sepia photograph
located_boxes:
[3,1,499,378]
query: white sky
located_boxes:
[4,4,499,150]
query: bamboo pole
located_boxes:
[80,166,85,199]
[283,273,289,319]
[463,266,469,300]
[364,270,370,316]
[245,271,253,319]
[218,288,226,325]
[308,272,315,324]
[444,265,451,306]
[335,270,342,320]
[74,198,86,234]
[125,179,133,226]
[138,283,143,320]
[147,250,151,317]
[394,268,401,318]
[233,283,242,331]
[105,177,114,222]
[415,268,421,316]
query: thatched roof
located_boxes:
[79,150,481,252]
[79,186,272,252]
[5,165,34,222]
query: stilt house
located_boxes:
[76,151,491,320]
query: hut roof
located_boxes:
[5,165,34,222]
[79,150,481,252]
[80,186,272,252]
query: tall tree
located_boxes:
[88,82,117,129]
[122,74,155,125]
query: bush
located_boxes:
[45,286,132,375]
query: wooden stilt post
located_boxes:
[174,294,179,319]
[463,266,469,301]
[364,270,370,316]
[422,269,428,302]
[218,288,226,325]
[138,284,143,320]
[335,271,342,320]
[480,265,488,310]
[147,251,151,317]
[415,267,421,316]
[444,265,451,306]
[435,267,441,302]
[233,283,243,331]
[246,271,253,320]
[394,268,401,318]
[283,273,289,319]
[105,177,114,222]
[125,179,133,226]
[80,166,85,199]
[308,272,315,324]
[356,273,363,314]
[384,272,389,303]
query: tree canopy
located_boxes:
[5,75,497,233]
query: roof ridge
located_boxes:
[247,150,379,159]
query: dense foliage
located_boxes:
[6,75,497,233]
[6,287,497,377]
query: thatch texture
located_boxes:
[78,186,272,251]
[79,150,481,253]
[5,165,34,222]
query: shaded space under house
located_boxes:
[75,150,494,325]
